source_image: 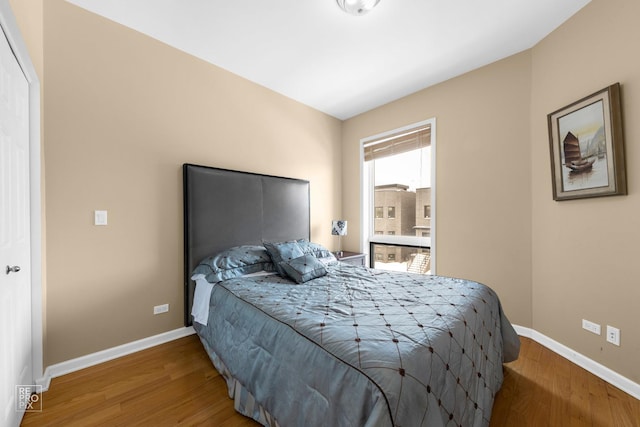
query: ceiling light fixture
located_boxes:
[336,0,381,16]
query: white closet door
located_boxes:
[0,21,33,427]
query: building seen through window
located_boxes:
[387,206,396,218]
[372,184,431,274]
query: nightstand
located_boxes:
[335,251,366,266]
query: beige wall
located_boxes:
[342,52,534,329]
[344,0,639,383]
[530,0,640,383]
[34,1,342,366]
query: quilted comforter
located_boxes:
[194,263,520,427]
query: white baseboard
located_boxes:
[36,326,195,391]
[513,325,639,400]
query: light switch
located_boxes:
[94,210,108,226]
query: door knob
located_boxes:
[5,265,21,275]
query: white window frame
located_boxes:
[360,118,436,273]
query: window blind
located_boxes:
[363,125,431,162]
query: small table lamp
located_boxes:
[331,220,348,256]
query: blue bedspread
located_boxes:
[194,263,520,426]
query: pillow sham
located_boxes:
[296,239,338,265]
[263,240,305,276]
[192,245,274,284]
[279,254,328,284]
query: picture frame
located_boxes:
[547,83,626,201]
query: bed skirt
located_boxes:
[200,335,280,427]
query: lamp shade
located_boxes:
[331,220,348,236]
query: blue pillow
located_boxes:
[192,245,274,283]
[263,240,305,276]
[280,254,328,284]
[297,239,337,265]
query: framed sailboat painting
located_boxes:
[547,83,626,201]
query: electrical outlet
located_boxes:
[153,304,169,315]
[606,325,620,346]
[582,319,601,335]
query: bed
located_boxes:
[183,163,520,427]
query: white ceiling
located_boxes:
[66,0,590,120]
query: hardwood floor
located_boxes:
[22,335,639,426]
[490,338,639,427]
[21,336,258,427]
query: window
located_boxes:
[361,119,435,275]
[370,243,432,274]
[387,206,396,219]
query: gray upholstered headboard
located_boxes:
[183,163,310,326]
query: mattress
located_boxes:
[193,262,520,426]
